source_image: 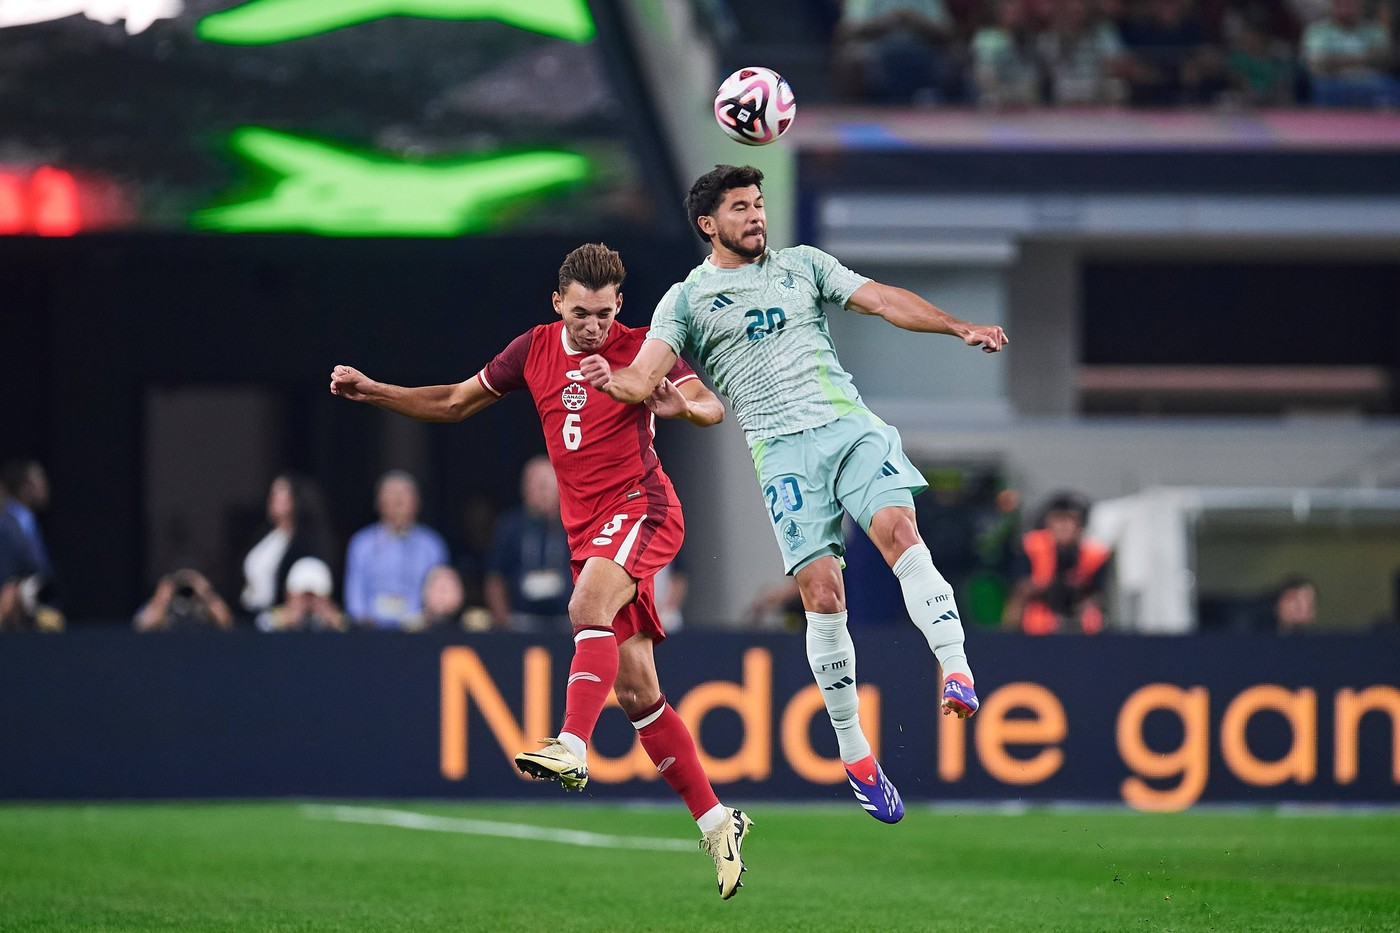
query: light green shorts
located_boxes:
[750,409,928,575]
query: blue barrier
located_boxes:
[3,630,1396,809]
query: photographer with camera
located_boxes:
[133,567,235,632]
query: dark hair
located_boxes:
[685,164,765,242]
[1276,574,1315,597]
[0,459,38,497]
[1040,491,1089,526]
[276,472,335,559]
[558,243,626,294]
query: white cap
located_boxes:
[285,557,333,597]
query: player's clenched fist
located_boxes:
[579,354,612,390]
[964,325,1008,353]
[330,364,372,400]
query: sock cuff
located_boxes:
[574,626,616,642]
[891,543,933,579]
[805,610,848,628]
[630,696,667,730]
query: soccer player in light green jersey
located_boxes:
[581,164,1007,823]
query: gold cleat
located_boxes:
[514,738,589,791]
[700,808,753,899]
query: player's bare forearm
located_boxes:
[329,365,494,422]
[675,381,725,427]
[600,366,656,405]
[366,382,469,422]
[847,281,1008,352]
[582,339,678,405]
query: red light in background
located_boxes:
[31,167,81,236]
[0,165,126,233]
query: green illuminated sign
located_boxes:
[193,127,592,236]
[197,0,596,44]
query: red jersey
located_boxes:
[476,321,697,550]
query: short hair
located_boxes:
[557,243,626,294]
[376,469,418,497]
[1041,491,1089,526]
[685,164,765,242]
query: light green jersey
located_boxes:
[648,246,871,444]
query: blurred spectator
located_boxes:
[1119,0,1227,104]
[406,564,490,631]
[1203,0,1300,44]
[1004,491,1113,634]
[0,465,61,632]
[344,470,448,629]
[744,577,805,631]
[1303,0,1400,106]
[255,556,346,632]
[1270,574,1317,634]
[0,506,40,631]
[1,459,53,592]
[239,472,334,618]
[484,456,573,633]
[972,0,1045,105]
[1225,13,1300,103]
[134,568,234,632]
[1037,0,1131,104]
[654,553,690,633]
[834,0,965,103]
[965,486,1023,627]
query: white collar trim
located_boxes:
[560,325,584,356]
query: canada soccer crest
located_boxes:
[561,382,587,411]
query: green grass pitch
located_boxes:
[1,801,1397,932]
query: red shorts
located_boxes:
[569,483,684,644]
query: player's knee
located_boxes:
[796,560,845,613]
[612,678,659,717]
[567,593,606,629]
[871,509,921,564]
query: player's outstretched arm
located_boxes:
[329,364,498,422]
[847,281,1008,353]
[645,378,725,427]
[580,338,678,405]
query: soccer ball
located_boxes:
[713,66,796,146]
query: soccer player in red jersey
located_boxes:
[329,243,753,899]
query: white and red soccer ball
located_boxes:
[714,66,796,146]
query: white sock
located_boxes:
[696,803,729,834]
[892,544,973,682]
[805,610,872,763]
[558,731,587,761]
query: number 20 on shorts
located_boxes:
[764,476,803,523]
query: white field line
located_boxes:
[301,804,696,852]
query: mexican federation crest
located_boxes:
[561,382,588,411]
[782,518,806,552]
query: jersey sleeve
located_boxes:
[646,283,693,357]
[478,330,534,396]
[665,353,699,388]
[799,245,870,308]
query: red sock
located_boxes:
[632,696,721,821]
[846,754,878,785]
[560,627,618,745]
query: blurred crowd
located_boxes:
[828,0,1399,107]
[2,456,1396,635]
[0,455,688,636]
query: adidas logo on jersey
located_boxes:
[709,294,734,313]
